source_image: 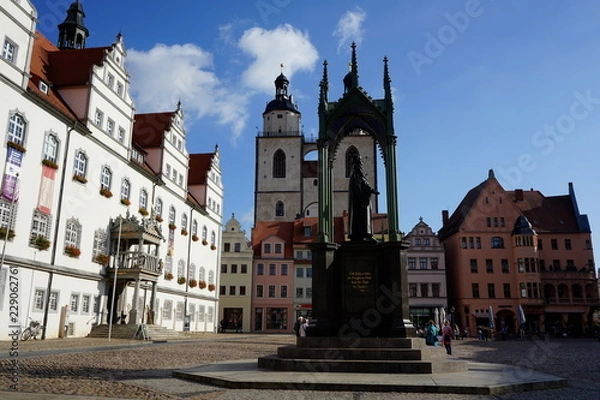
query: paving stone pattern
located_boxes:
[1,334,599,399]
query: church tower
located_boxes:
[57,1,89,49]
[254,60,377,226]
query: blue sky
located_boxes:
[33,0,600,262]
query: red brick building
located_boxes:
[439,170,599,337]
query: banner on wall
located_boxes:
[1,147,23,201]
[37,165,56,214]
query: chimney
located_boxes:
[442,210,449,226]
[515,189,523,202]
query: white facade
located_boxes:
[0,0,222,339]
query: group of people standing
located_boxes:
[425,319,454,355]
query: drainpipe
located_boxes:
[41,121,76,339]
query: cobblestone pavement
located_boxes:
[1,334,599,399]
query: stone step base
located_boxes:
[87,324,184,340]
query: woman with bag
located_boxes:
[442,320,453,355]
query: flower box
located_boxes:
[192,235,199,242]
[210,244,217,251]
[198,280,207,289]
[99,188,113,198]
[181,229,188,236]
[7,141,26,153]
[139,207,149,216]
[202,239,208,246]
[42,159,58,169]
[164,272,174,280]
[155,215,163,222]
[93,253,109,265]
[0,227,15,240]
[208,283,216,292]
[72,174,87,184]
[64,245,81,258]
[120,198,131,206]
[168,223,177,230]
[30,235,50,250]
[177,276,186,285]
[189,279,198,288]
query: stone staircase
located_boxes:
[258,337,468,374]
[87,324,186,340]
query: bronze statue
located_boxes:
[348,155,379,241]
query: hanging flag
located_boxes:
[38,165,56,214]
[1,147,23,201]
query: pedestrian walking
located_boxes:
[299,317,309,337]
[425,320,438,346]
[442,320,453,355]
[293,317,304,337]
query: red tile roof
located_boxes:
[132,112,174,148]
[188,153,214,185]
[47,46,109,86]
[508,190,580,233]
[252,221,295,258]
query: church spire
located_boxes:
[57,1,90,49]
[343,42,359,93]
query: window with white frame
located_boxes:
[43,133,58,162]
[118,127,125,143]
[107,119,115,136]
[188,263,196,281]
[181,213,187,230]
[207,306,214,322]
[94,109,104,127]
[176,302,184,320]
[81,294,91,313]
[189,303,196,321]
[100,167,111,191]
[169,206,176,224]
[139,189,148,210]
[192,220,197,236]
[92,229,107,258]
[34,289,45,311]
[120,179,130,201]
[107,73,114,89]
[178,173,183,186]
[164,256,172,275]
[177,260,185,278]
[116,82,123,96]
[198,305,205,322]
[202,226,207,241]
[2,39,17,63]
[7,113,26,145]
[49,291,59,312]
[162,300,172,320]
[73,151,87,178]
[30,209,51,243]
[64,218,81,249]
[0,199,16,232]
[70,293,79,313]
[199,266,205,282]
[211,231,216,246]
[208,270,214,284]
[155,198,163,217]
[165,164,171,178]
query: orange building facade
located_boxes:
[439,170,599,337]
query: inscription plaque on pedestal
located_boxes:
[346,268,374,314]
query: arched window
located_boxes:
[100,167,111,190]
[139,189,148,210]
[92,229,108,258]
[30,210,51,242]
[273,149,286,178]
[120,179,130,201]
[177,259,185,278]
[73,151,87,178]
[345,146,359,177]
[164,256,172,274]
[199,266,206,281]
[192,219,198,236]
[64,218,82,249]
[181,213,188,229]
[43,134,58,162]
[210,231,216,246]
[188,263,196,281]
[491,236,504,249]
[7,113,26,145]
[169,206,176,224]
[0,199,14,231]
[155,198,163,217]
[275,201,284,217]
[208,270,215,284]
[202,226,207,241]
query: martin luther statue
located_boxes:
[348,155,379,242]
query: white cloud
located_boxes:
[127,43,249,144]
[238,24,319,94]
[333,7,367,53]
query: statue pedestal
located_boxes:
[309,240,414,338]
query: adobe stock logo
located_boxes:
[256,0,293,25]
[407,0,489,77]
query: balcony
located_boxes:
[107,251,162,280]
